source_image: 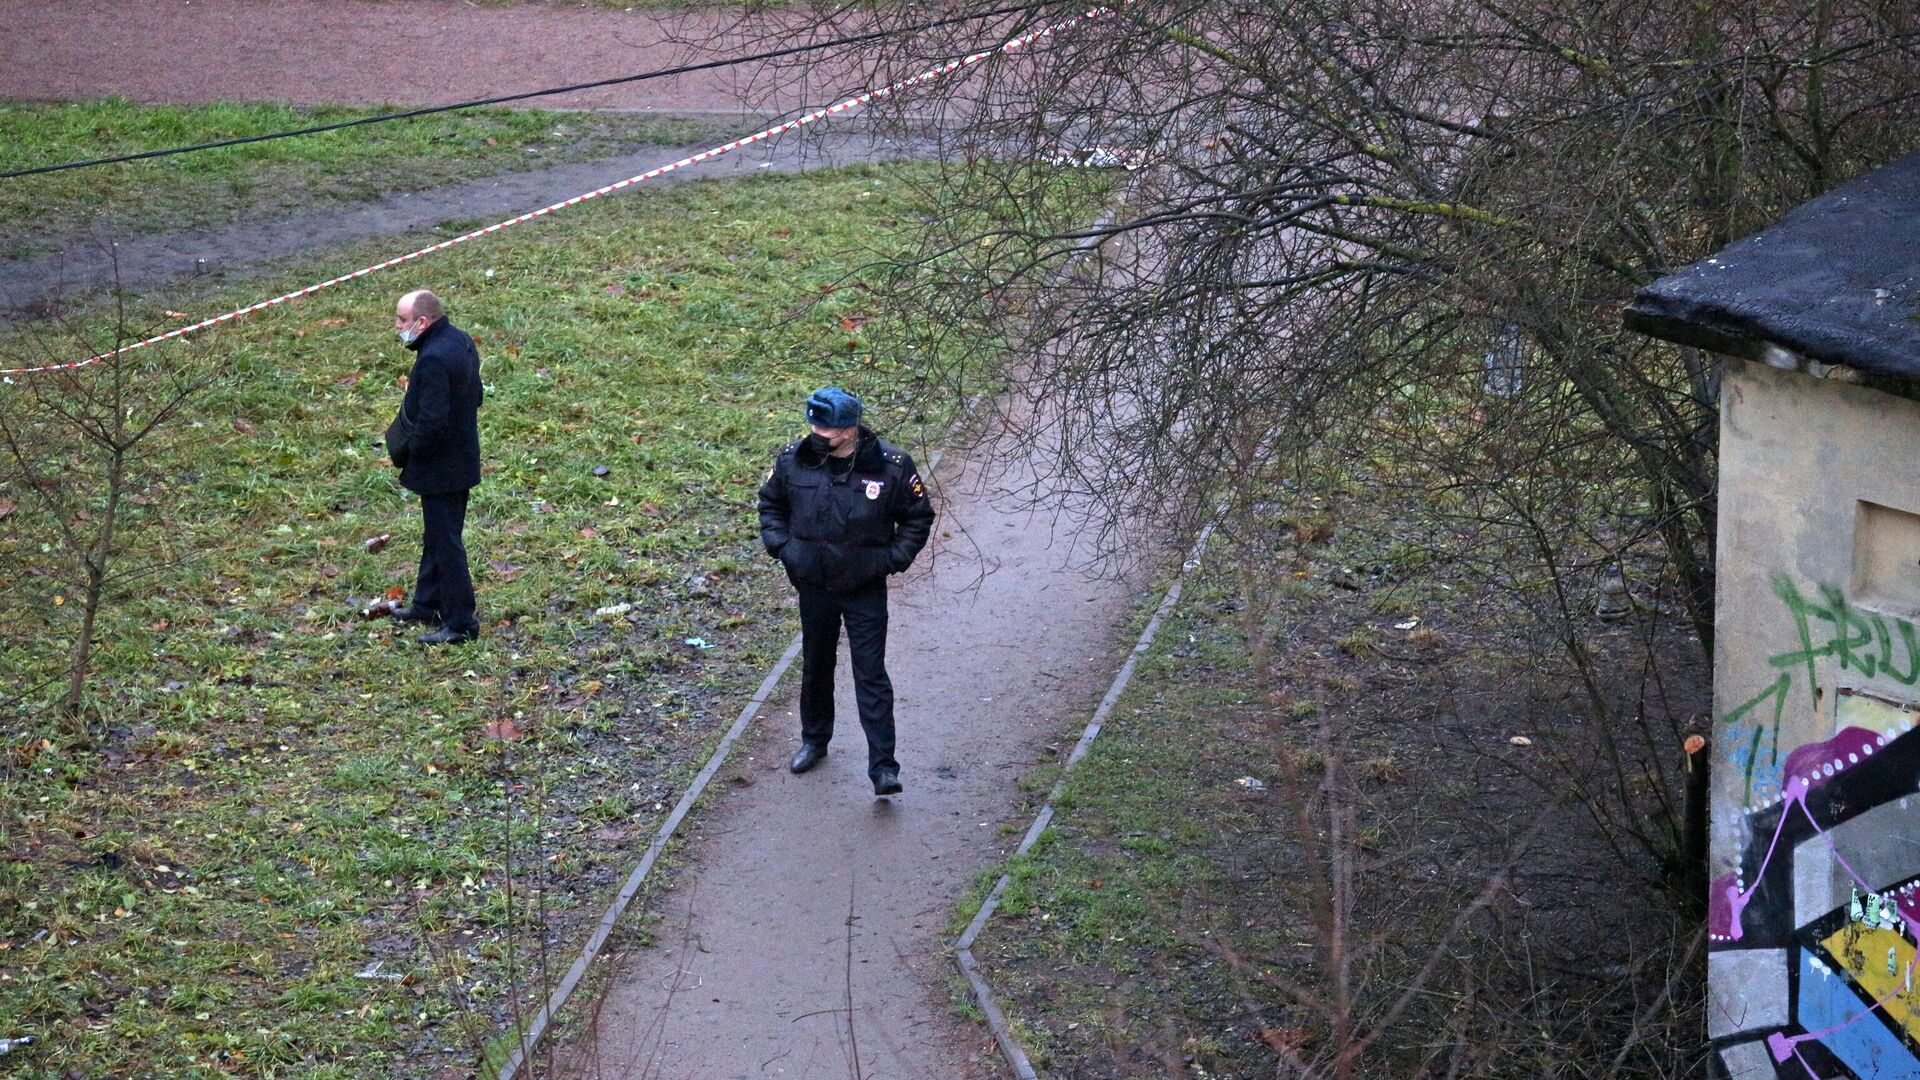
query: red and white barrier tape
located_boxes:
[3,5,1123,378]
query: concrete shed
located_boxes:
[1626,150,1920,1079]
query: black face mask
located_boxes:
[805,433,836,456]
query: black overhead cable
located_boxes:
[0,2,1040,182]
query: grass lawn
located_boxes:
[957,490,1710,1077]
[0,164,972,1078]
[0,98,737,259]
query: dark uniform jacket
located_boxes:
[398,318,484,496]
[757,428,935,593]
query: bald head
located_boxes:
[394,289,445,344]
[398,289,444,322]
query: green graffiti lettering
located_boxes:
[1727,577,1920,802]
[1881,616,1920,685]
[1820,584,1879,679]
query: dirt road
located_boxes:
[0,0,836,113]
[568,451,1142,1079]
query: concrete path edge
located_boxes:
[951,524,1214,1080]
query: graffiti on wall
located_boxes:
[1719,575,1920,805]
[1710,576,1920,1079]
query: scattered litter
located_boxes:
[355,960,404,981]
[595,603,634,619]
[0,1036,35,1055]
[592,465,611,477]
[684,637,714,650]
[362,533,392,554]
[1394,618,1420,630]
[1235,776,1267,791]
[1044,146,1151,170]
[1508,736,1534,747]
[360,598,400,620]
[661,968,702,991]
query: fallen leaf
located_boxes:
[487,559,523,582]
[232,418,258,436]
[482,718,523,742]
[335,372,364,387]
[384,585,404,601]
[579,527,598,539]
[1259,1027,1311,1053]
[320,564,341,578]
[318,318,348,328]
[0,497,13,518]
[838,314,872,332]
[150,619,170,631]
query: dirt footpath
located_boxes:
[0,127,920,314]
[567,451,1142,1079]
[0,0,842,113]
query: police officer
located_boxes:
[757,387,935,796]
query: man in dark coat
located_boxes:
[757,387,935,796]
[388,289,484,645]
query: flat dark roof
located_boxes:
[1625,148,1920,379]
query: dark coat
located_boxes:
[397,318,484,496]
[757,428,935,593]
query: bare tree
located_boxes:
[0,293,218,725]
[704,0,1919,654]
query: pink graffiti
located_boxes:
[1709,871,1742,940]
[1780,726,1884,793]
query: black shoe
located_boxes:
[418,626,477,646]
[871,768,902,797]
[391,605,440,624]
[789,743,827,774]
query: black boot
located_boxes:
[790,743,828,774]
[418,626,476,646]
[391,605,440,624]
[871,767,902,796]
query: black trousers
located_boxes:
[414,489,478,634]
[796,581,896,778]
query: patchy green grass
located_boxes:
[0,164,972,1078]
[0,97,736,258]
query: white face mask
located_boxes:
[398,325,420,345]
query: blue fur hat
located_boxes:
[805,386,863,428]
